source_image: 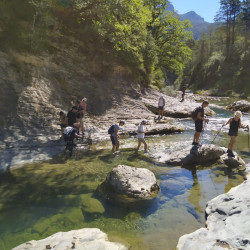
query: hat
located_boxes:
[82,97,87,102]
[142,119,147,123]
[234,111,242,118]
[119,120,125,124]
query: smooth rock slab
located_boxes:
[13,228,128,250]
[226,100,250,113]
[154,144,226,166]
[105,165,160,199]
[177,166,250,250]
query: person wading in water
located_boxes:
[192,101,209,146]
[222,111,249,157]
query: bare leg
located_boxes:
[112,145,116,153]
[141,139,148,151]
[228,136,236,150]
[116,141,120,151]
[137,139,142,151]
[193,132,201,143]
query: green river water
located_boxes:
[0,104,249,250]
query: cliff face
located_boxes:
[0,46,138,138]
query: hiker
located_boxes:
[59,111,67,135]
[180,85,186,102]
[67,106,80,130]
[108,120,125,153]
[222,111,249,157]
[192,100,209,145]
[136,119,148,153]
[80,97,87,132]
[158,96,165,120]
[63,126,82,143]
[76,100,84,134]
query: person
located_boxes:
[63,126,83,155]
[67,106,80,130]
[192,100,209,145]
[80,97,87,132]
[158,96,165,120]
[222,111,249,157]
[76,100,84,134]
[136,119,148,153]
[59,111,67,135]
[180,85,186,102]
[109,120,125,153]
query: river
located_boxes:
[0,101,249,250]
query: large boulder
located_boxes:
[226,100,250,113]
[153,144,226,166]
[145,101,215,118]
[101,165,160,201]
[177,166,250,250]
[13,228,128,250]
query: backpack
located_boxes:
[191,107,199,121]
[108,124,115,134]
[63,127,74,139]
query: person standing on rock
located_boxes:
[136,119,148,153]
[76,100,84,135]
[180,85,186,102]
[192,101,209,146]
[108,120,125,154]
[80,97,87,131]
[222,111,249,157]
[158,96,165,120]
[67,106,80,131]
[59,111,67,136]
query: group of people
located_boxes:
[59,95,249,158]
[59,98,87,142]
[109,98,249,157]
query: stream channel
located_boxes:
[0,100,250,250]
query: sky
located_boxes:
[171,0,221,23]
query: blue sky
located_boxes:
[171,0,221,23]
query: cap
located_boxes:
[82,98,87,102]
[119,120,125,124]
[234,111,242,118]
[142,119,147,123]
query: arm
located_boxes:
[222,118,232,127]
[197,112,209,122]
[240,121,249,129]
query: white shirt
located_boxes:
[158,97,165,107]
[137,124,145,139]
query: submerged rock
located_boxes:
[154,144,226,166]
[226,100,250,113]
[101,165,160,201]
[13,228,128,250]
[177,166,250,250]
[81,197,105,214]
[220,153,245,168]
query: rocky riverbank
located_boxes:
[0,89,208,172]
[177,164,250,250]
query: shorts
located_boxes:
[110,136,118,145]
[195,120,203,132]
[60,124,67,128]
[158,106,164,111]
[228,131,238,136]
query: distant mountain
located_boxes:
[166,4,216,40]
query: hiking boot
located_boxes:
[227,150,235,157]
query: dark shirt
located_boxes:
[67,110,77,126]
[76,106,83,118]
[229,118,240,133]
[197,106,204,120]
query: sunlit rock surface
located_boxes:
[13,228,128,250]
[177,166,250,250]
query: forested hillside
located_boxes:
[0,0,192,131]
[181,0,250,96]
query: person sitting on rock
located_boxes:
[108,120,125,154]
[59,111,67,135]
[158,96,165,120]
[67,106,80,131]
[222,111,249,157]
[136,119,148,153]
[192,101,209,146]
